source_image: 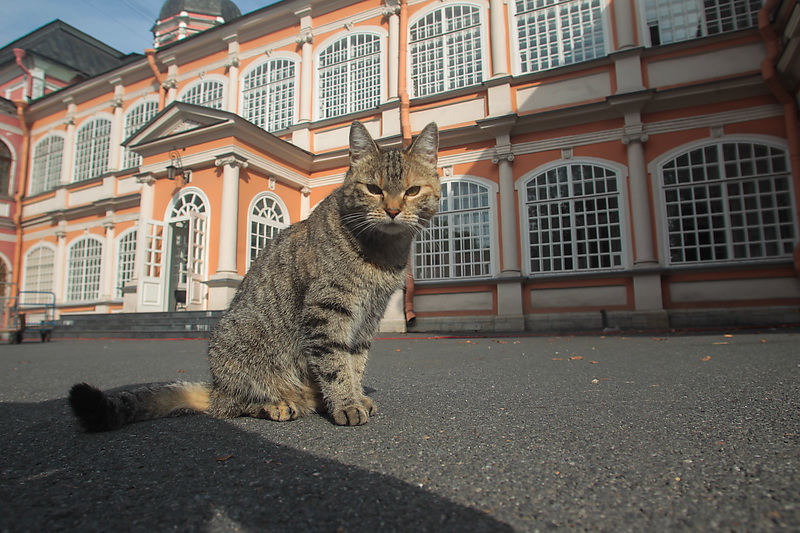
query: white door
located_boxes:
[138,220,166,312]
[185,210,207,310]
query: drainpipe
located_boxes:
[145,48,166,110]
[13,49,33,100]
[758,0,800,262]
[12,101,30,289]
[398,0,417,323]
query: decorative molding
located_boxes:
[382,5,401,17]
[268,177,276,190]
[710,125,724,139]
[561,147,573,160]
[162,77,178,90]
[296,31,314,46]
[224,54,240,69]
[301,186,311,196]
[111,96,124,109]
[135,173,156,186]
[215,154,249,169]
[63,115,76,127]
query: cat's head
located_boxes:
[341,121,440,239]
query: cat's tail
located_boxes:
[68,381,211,432]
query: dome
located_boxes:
[158,0,242,22]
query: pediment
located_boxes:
[122,101,232,149]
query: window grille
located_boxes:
[242,59,296,131]
[23,247,54,303]
[30,136,64,194]
[410,4,483,97]
[74,118,111,182]
[0,142,10,195]
[515,0,606,74]
[524,164,625,273]
[181,80,225,109]
[645,0,763,46]
[661,141,796,264]
[67,237,103,302]
[123,101,159,169]
[414,180,494,280]
[318,33,382,119]
[248,195,288,268]
[116,230,137,297]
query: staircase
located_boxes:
[49,311,225,340]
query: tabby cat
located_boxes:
[68,120,440,430]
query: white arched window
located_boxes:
[658,139,796,264]
[180,79,225,109]
[116,228,137,298]
[23,245,55,303]
[242,58,296,132]
[514,0,607,74]
[522,162,627,274]
[409,4,484,98]
[643,0,762,46]
[248,193,289,269]
[0,141,11,196]
[30,135,64,195]
[67,236,104,302]
[123,99,159,169]
[74,117,112,182]
[318,32,382,119]
[413,178,496,280]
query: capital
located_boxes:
[215,154,248,169]
[135,173,156,186]
[296,31,314,46]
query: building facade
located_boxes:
[3,0,799,332]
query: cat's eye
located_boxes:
[405,186,421,197]
[365,184,383,196]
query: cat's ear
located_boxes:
[349,120,379,167]
[407,122,439,169]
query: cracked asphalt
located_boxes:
[1,330,798,532]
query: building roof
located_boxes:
[0,20,136,79]
[158,0,242,22]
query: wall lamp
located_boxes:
[166,148,189,183]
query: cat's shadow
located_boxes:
[0,395,512,532]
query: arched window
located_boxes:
[643,0,761,46]
[318,33,382,119]
[242,58,296,132]
[413,179,495,280]
[116,229,137,298]
[30,135,64,194]
[123,100,159,169]
[24,246,55,303]
[0,141,11,195]
[181,79,225,109]
[659,140,796,264]
[409,4,484,98]
[67,236,103,302]
[248,193,289,269]
[523,162,626,274]
[74,117,112,181]
[514,0,607,74]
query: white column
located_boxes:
[300,186,311,220]
[164,61,179,104]
[101,218,116,302]
[60,102,76,185]
[127,174,156,312]
[494,152,520,276]
[224,36,240,114]
[613,0,638,50]
[214,154,247,274]
[54,226,67,305]
[623,132,655,266]
[298,33,314,122]
[489,0,509,77]
[385,3,400,100]
[109,84,125,171]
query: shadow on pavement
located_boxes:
[0,396,512,532]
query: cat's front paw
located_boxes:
[332,398,376,426]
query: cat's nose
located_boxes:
[385,208,401,219]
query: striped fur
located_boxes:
[68,121,439,430]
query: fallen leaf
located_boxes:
[590,361,599,364]
[724,334,733,338]
[216,454,234,462]
[569,356,583,361]
[552,358,563,361]
[701,356,711,362]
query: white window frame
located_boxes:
[0,138,14,196]
[652,136,797,266]
[518,158,630,276]
[115,227,137,298]
[178,75,228,110]
[510,0,611,76]
[66,235,104,302]
[408,2,489,99]
[315,29,387,121]
[640,0,764,47]
[22,244,56,303]
[29,133,65,195]
[413,176,499,281]
[240,54,299,132]
[73,115,113,182]
[122,97,159,169]
[247,192,290,270]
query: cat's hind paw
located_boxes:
[256,400,300,422]
[331,398,375,426]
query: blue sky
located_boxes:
[3,0,280,55]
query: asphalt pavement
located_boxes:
[0,330,798,532]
